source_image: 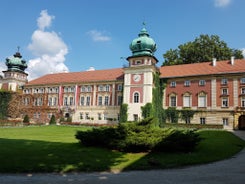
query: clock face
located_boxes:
[133,74,141,82]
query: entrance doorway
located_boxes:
[238,115,245,130]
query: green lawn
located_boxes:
[0,126,244,173]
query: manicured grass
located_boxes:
[0,126,244,173]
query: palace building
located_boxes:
[1,27,245,129]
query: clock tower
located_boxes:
[123,25,158,121]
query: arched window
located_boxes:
[169,93,177,107]
[134,92,139,103]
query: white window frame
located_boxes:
[221,78,228,85]
[223,118,229,126]
[199,80,206,86]
[133,92,140,103]
[222,97,229,107]
[183,94,191,107]
[240,78,245,84]
[170,95,177,107]
[241,97,245,107]
[184,80,191,87]
[222,88,228,95]
[241,88,245,94]
[170,81,176,87]
[198,93,207,107]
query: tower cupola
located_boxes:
[129,25,157,57]
[5,50,27,73]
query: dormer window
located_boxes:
[136,60,141,65]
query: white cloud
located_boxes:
[27,10,69,80]
[214,0,231,7]
[87,30,111,42]
[37,10,55,30]
[0,62,6,77]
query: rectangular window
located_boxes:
[170,81,176,87]
[98,85,104,91]
[117,96,123,106]
[48,97,52,106]
[80,113,83,119]
[198,96,206,107]
[199,80,206,86]
[69,97,73,106]
[105,85,110,92]
[64,97,68,106]
[98,113,102,120]
[241,88,245,94]
[240,78,245,84]
[133,114,139,121]
[183,96,191,107]
[184,80,191,87]
[200,117,206,125]
[53,97,57,106]
[223,118,229,126]
[80,96,84,106]
[104,96,109,106]
[86,96,90,106]
[242,97,245,107]
[170,96,176,107]
[221,78,228,85]
[118,84,123,91]
[222,97,229,107]
[85,113,89,120]
[222,88,228,95]
[98,96,103,106]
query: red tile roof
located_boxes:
[160,59,245,78]
[26,68,124,86]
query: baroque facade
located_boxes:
[1,27,245,129]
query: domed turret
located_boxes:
[129,26,157,57]
[5,51,27,73]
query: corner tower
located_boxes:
[123,25,158,121]
[0,50,28,91]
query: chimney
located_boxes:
[212,58,216,66]
[231,56,235,65]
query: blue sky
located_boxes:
[0,0,244,80]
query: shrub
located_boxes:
[75,118,202,153]
[23,115,30,123]
[49,115,56,125]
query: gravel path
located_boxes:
[1,131,245,184]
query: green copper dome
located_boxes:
[5,52,27,73]
[130,27,157,57]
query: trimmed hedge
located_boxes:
[164,123,223,129]
[75,117,202,153]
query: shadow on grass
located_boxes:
[121,131,245,171]
[0,138,127,173]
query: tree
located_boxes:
[49,115,56,125]
[165,107,179,123]
[141,103,153,119]
[162,34,244,66]
[180,108,196,124]
[23,115,30,123]
[119,103,128,123]
[0,91,12,119]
